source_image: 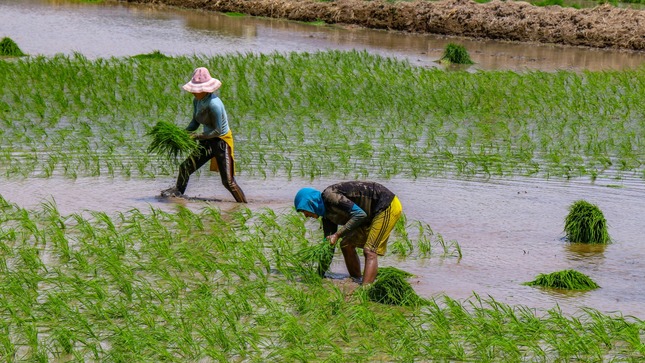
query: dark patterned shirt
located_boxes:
[321,181,395,238]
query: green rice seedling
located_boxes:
[440,43,474,65]
[564,200,610,244]
[414,221,433,257]
[376,266,413,280]
[524,269,600,290]
[0,324,16,361]
[296,239,335,277]
[346,303,379,332]
[451,239,463,259]
[366,267,426,306]
[389,213,413,256]
[51,326,76,354]
[145,120,200,162]
[0,37,25,57]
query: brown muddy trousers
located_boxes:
[176,137,247,203]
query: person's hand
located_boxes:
[326,233,339,246]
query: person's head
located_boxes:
[294,187,325,219]
[182,67,222,98]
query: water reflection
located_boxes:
[1,0,644,71]
[564,243,607,275]
[565,242,608,256]
[183,11,257,38]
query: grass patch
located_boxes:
[224,12,246,17]
[306,20,327,26]
[524,269,600,290]
[0,37,25,57]
[534,0,566,6]
[131,50,172,60]
[564,200,610,244]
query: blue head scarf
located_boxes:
[294,187,326,217]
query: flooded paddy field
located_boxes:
[1,175,644,318]
[0,0,644,361]
[1,173,643,361]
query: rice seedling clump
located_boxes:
[440,43,474,64]
[564,200,610,244]
[367,267,426,306]
[0,37,25,57]
[524,269,600,290]
[131,50,171,60]
[146,120,200,161]
[296,240,335,277]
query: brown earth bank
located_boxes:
[117,0,645,51]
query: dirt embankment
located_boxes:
[119,0,645,51]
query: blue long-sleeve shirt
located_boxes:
[185,93,229,138]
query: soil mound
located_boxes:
[120,0,645,51]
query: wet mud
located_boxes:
[119,0,645,51]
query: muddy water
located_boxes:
[1,175,643,318]
[2,0,645,71]
[1,0,644,317]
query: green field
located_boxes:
[0,51,643,182]
[0,195,642,362]
[1,51,644,361]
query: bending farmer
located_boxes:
[294,181,402,285]
[161,67,247,203]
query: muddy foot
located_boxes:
[160,187,183,198]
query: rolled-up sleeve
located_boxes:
[336,203,367,238]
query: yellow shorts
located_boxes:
[342,196,402,256]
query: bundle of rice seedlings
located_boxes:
[376,266,413,280]
[131,50,171,60]
[146,120,200,162]
[296,240,335,277]
[564,200,610,244]
[367,267,426,306]
[0,37,25,57]
[524,269,600,290]
[440,43,474,65]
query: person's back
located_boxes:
[294,180,402,284]
[322,181,395,226]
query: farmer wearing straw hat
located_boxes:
[161,67,247,203]
[294,181,402,285]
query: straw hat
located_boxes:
[182,67,222,93]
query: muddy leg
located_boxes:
[341,245,362,278]
[362,249,378,285]
[214,139,247,203]
[176,143,212,194]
